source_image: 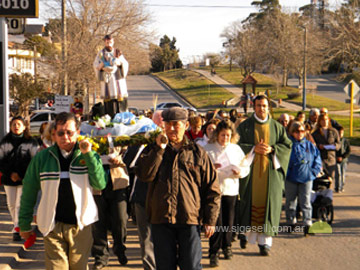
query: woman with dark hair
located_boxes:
[0,116,39,241]
[195,118,220,147]
[312,114,340,180]
[204,120,250,267]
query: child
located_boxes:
[335,127,351,192]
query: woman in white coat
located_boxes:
[204,119,250,267]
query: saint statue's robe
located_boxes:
[237,114,292,236]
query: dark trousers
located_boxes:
[91,188,128,264]
[209,195,237,255]
[104,99,119,118]
[152,224,202,270]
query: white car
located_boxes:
[152,102,197,112]
[29,110,57,135]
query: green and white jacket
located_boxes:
[19,144,106,237]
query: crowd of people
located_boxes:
[0,95,352,270]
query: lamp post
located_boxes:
[61,0,68,95]
[300,25,307,111]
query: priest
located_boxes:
[236,95,292,256]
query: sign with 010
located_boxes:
[0,0,38,18]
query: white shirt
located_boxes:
[204,142,250,196]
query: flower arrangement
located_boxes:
[78,129,161,155]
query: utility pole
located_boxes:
[61,0,68,95]
[302,26,307,111]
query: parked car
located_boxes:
[29,110,57,135]
[151,102,197,112]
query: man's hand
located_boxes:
[20,231,34,241]
[79,139,92,154]
[254,139,273,155]
[156,133,168,149]
[204,224,216,238]
[10,172,21,182]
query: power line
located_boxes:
[145,4,340,9]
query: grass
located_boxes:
[202,65,351,110]
[153,69,235,108]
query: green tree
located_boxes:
[24,35,58,57]
[150,35,182,72]
[9,73,49,117]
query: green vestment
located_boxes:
[237,114,292,236]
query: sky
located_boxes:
[28,0,344,64]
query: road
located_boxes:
[127,75,191,110]
[1,150,360,270]
[288,75,358,104]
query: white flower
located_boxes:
[96,119,106,129]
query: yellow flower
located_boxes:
[130,119,136,125]
[77,135,86,142]
[100,137,107,144]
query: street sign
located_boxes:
[7,18,25,34]
[343,79,360,97]
[0,0,38,18]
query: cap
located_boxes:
[161,107,188,122]
[103,34,113,40]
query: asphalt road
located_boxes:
[127,75,191,110]
[287,75,358,104]
[1,152,359,270]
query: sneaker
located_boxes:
[13,232,21,241]
[304,225,315,236]
[92,261,107,270]
[209,253,219,267]
[258,244,270,256]
[118,253,128,265]
[238,234,247,249]
[223,247,232,260]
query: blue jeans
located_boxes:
[151,224,202,270]
[335,162,347,191]
[285,180,313,226]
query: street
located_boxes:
[0,152,359,270]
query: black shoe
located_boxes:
[118,253,128,265]
[223,247,232,260]
[238,234,247,249]
[209,253,219,267]
[258,245,270,256]
[13,232,21,241]
[304,225,315,236]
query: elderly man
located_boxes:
[135,107,221,270]
[236,95,292,256]
[93,34,129,116]
[305,108,320,131]
[278,113,290,129]
[19,112,106,269]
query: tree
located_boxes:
[203,53,220,69]
[150,35,182,72]
[9,73,49,117]
[326,1,360,71]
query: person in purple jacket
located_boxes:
[285,121,322,235]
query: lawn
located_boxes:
[153,69,235,108]
[201,65,351,111]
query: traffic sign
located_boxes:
[7,18,25,34]
[0,0,38,18]
[343,79,360,97]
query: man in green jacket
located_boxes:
[237,95,292,256]
[19,112,106,269]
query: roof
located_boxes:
[241,74,258,84]
[25,24,45,35]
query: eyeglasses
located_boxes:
[294,129,305,134]
[56,130,76,137]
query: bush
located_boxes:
[287,92,301,99]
